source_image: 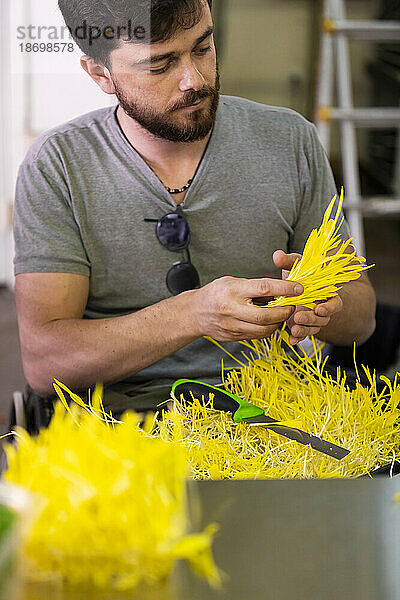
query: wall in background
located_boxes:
[1,0,114,286]
[10,0,115,166]
[218,0,377,163]
[0,0,12,286]
[219,0,317,117]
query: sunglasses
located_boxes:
[144,208,201,295]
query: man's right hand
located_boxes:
[192,276,304,342]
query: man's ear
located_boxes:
[80,55,116,95]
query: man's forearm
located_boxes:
[316,276,376,346]
[24,289,200,396]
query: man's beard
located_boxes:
[113,65,220,143]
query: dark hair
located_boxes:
[59,0,213,67]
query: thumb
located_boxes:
[273,250,302,272]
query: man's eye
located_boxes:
[149,47,211,74]
[150,62,172,75]
[196,45,212,55]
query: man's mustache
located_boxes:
[169,87,214,111]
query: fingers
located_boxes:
[196,276,301,342]
[289,325,321,343]
[236,304,296,327]
[240,277,303,300]
[287,295,344,345]
[288,309,326,344]
[288,333,311,346]
[292,310,330,329]
[219,320,282,342]
[314,295,343,317]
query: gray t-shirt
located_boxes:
[14,95,348,411]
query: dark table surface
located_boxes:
[5,479,400,600]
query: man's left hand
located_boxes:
[273,249,344,345]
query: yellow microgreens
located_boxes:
[269,188,373,309]
[4,404,220,590]
[158,329,400,479]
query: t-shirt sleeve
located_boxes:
[13,141,90,277]
[289,120,351,255]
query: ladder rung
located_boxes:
[318,107,400,127]
[344,198,400,216]
[324,19,400,41]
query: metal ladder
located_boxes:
[315,0,400,255]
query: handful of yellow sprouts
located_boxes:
[4,399,220,591]
[269,188,371,308]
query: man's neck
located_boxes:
[116,105,212,177]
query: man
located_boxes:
[14,0,376,415]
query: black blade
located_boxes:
[245,415,350,460]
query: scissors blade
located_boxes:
[245,415,350,460]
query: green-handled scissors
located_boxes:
[172,379,350,460]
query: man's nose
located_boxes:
[178,62,205,92]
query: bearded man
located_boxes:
[13,0,375,416]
